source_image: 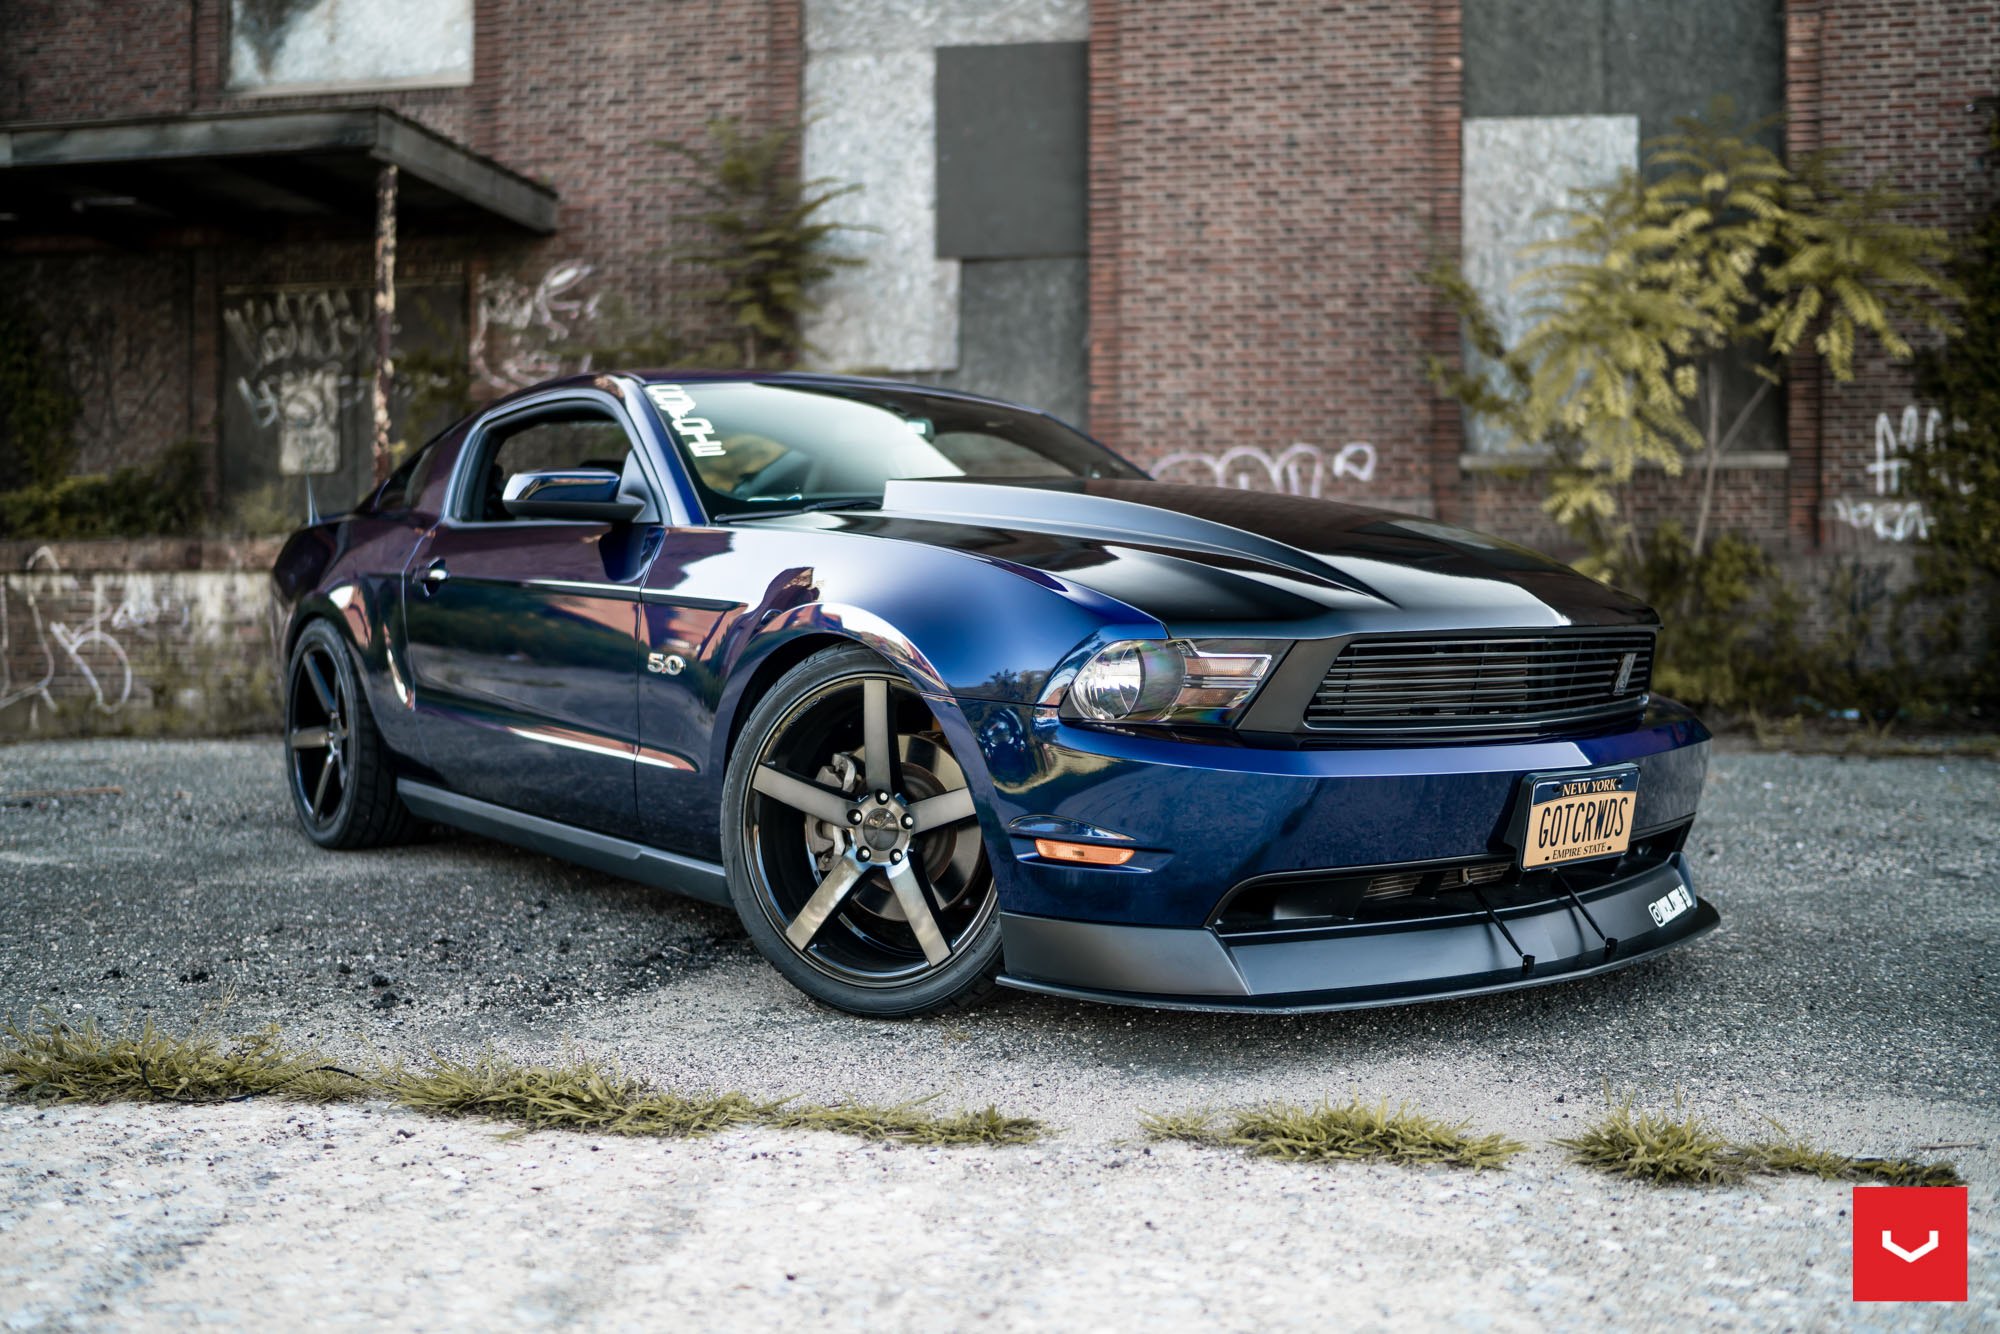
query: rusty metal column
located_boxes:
[371,162,398,484]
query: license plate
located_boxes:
[1648,885,1694,926]
[1519,767,1638,869]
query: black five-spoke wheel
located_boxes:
[284,618,411,850]
[289,638,350,831]
[723,645,1002,1016]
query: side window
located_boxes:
[464,406,636,521]
[379,439,442,513]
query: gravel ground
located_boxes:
[0,737,1995,1331]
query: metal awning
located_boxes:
[0,106,558,242]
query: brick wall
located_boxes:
[0,1,195,122]
[2,0,804,473]
[6,1,1998,701]
[458,0,802,357]
[1791,0,1998,559]
[0,539,283,738]
[1086,0,1460,516]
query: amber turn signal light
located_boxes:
[1033,838,1135,866]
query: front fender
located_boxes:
[703,599,988,789]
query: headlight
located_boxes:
[1064,639,1279,725]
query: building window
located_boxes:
[228,0,473,96]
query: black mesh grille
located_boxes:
[1303,631,1655,741]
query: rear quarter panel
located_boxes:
[273,515,434,771]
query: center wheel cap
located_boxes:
[854,794,910,855]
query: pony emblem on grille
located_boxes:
[1613,651,1637,695]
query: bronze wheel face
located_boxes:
[741,670,991,988]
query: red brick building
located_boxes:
[1,1,1995,733]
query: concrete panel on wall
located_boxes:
[800,0,1087,374]
[936,43,1088,259]
[1462,0,1784,143]
[806,0,1090,52]
[801,50,960,372]
[915,257,1089,428]
[229,0,473,93]
[1460,115,1638,454]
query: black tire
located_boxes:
[284,618,413,850]
[722,645,1004,1018]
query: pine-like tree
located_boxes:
[656,120,863,370]
[1430,102,1962,578]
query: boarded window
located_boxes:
[229,0,473,93]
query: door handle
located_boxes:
[421,559,449,593]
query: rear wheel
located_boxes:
[722,646,1003,1017]
[285,618,412,849]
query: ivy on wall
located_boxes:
[0,296,81,494]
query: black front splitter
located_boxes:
[995,852,1719,1015]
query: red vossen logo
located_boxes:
[1852,1186,1968,1302]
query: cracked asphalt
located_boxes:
[0,737,1995,1331]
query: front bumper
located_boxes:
[964,696,1712,928]
[997,851,1717,1012]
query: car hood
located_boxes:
[790,477,1655,635]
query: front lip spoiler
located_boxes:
[995,852,1718,1014]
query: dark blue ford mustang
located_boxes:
[273,371,1718,1017]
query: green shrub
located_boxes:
[0,296,80,492]
[0,438,207,539]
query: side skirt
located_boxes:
[397,779,731,906]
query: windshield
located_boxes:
[642,380,1145,519]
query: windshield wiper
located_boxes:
[709,496,881,523]
[801,496,881,512]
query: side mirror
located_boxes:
[501,467,645,522]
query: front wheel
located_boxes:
[721,646,1003,1017]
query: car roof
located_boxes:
[478,369,1047,417]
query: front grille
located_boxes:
[1303,631,1655,741]
[1209,821,1695,940]
[1360,859,1509,902]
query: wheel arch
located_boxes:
[280,583,420,767]
[715,603,956,769]
[717,629,854,766]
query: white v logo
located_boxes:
[1881,1230,1940,1263]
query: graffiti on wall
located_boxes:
[223,288,371,476]
[1152,441,1378,497]
[0,548,160,727]
[1831,405,1945,543]
[472,262,602,393]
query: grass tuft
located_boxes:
[1556,1093,1743,1185]
[1741,1119,1965,1188]
[0,1012,1042,1149]
[767,1097,1044,1147]
[1144,1096,1523,1170]
[1226,1097,1526,1170]
[1561,1099,1966,1188]
[379,1052,763,1138]
[1137,1106,1225,1145]
[0,1010,363,1105]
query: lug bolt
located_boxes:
[847,809,862,824]
[875,790,890,804]
[857,848,871,862]
[890,850,903,864]
[900,813,915,829]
